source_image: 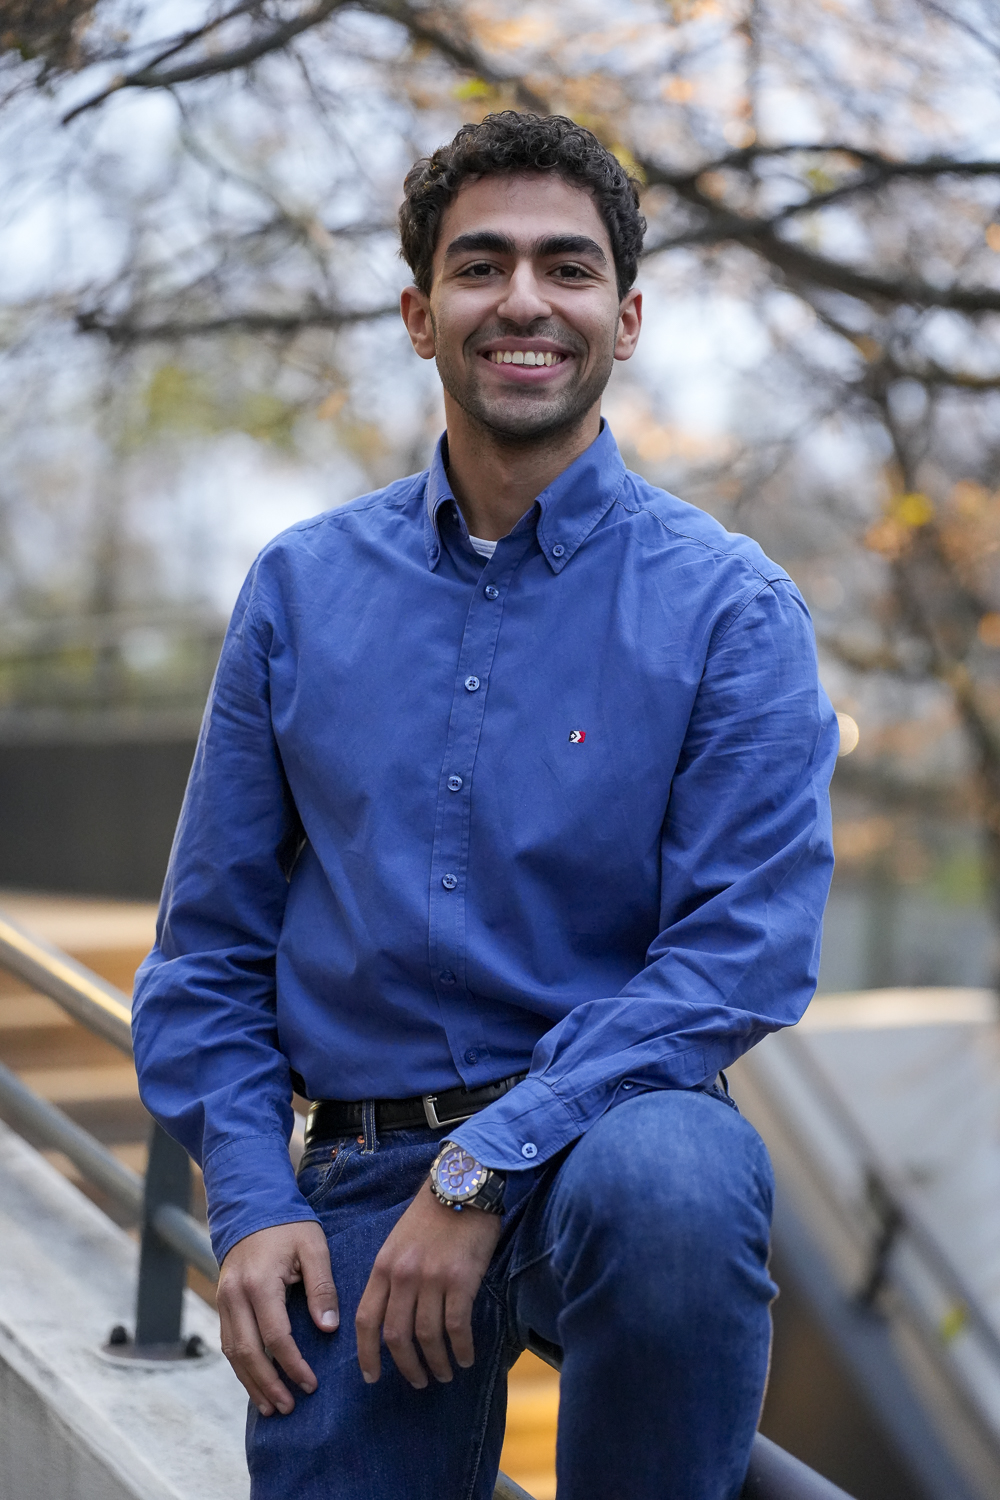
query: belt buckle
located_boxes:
[422,1094,474,1130]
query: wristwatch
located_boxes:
[429,1141,506,1215]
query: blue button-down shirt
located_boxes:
[133,424,837,1264]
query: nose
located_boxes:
[496,261,552,326]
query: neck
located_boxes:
[443,395,601,541]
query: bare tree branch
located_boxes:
[753,230,1000,313]
[75,303,399,343]
[63,0,350,123]
[646,142,1000,189]
[914,0,1000,63]
[369,0,548,111]
[645,217,1000,313]
[641,145,1000,312]
[61,0,550,125]
[106,0,265,81]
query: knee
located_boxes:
[558,1089,773,1269]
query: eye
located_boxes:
[460,261,497,278]
[554,264,591,280]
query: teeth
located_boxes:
[488,351,561,366]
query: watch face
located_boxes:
[434,1145,488,1203]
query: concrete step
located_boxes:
[0,1116,247,1500]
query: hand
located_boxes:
[355,1180,502,1388]
[217,1220,338,1417]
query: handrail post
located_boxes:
[135,1121,193,1349]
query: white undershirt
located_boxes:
[468,535,498,560]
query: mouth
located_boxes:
[483,348,568,368]
[476,342,576,382]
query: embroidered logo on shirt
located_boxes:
[568,730,586,743]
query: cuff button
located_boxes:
[520,1142,538,1159]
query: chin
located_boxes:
[467,393,594,443]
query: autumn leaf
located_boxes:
[892,492,935,527]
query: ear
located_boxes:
[400,285,437,360]
[613,289,642,362]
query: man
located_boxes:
[133,112,837,1500]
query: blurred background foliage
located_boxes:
[1,0,1000,979]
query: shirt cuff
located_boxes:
[202,1132,319,1266]
[448,1075,580,1172]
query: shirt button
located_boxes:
[464,1049,479,1065]
[484,585,499,600]
[521,1142,538,1159]
[464,675,480,692]
[623,1082,634,1090]
[447,775,463,792]
[441,873,458,890]
[552,544,565,558]
[439,970,456,984]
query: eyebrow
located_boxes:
[443,231,609,266]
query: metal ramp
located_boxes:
[732,989,1000,1500]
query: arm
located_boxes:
[358,579,837,1384]
[132,567,336,1415]
[452,577,838,1171]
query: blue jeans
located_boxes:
[246,1087,776,1500]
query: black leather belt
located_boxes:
[303,1071,528,1147]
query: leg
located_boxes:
[508,1088,776,1500]
[247,1127,509,1500]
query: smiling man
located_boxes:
[133,113,838,1500]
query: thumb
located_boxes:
[299,1227,340,1332]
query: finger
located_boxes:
[414,1285,452,1383]
[444,1286,476,1370]
[300,1237,339,1334]
[220,1294,297,1416]
[381,1280,427,1389]
[355,1270,390,1384]
[241,1364,285,1419]
[255,1292,319,1396]
[219,1301,277,1416]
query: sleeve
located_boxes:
[131,563,319,1266]
[452,578,839,1174]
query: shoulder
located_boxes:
[612,470,790,590]
[223,470,427,642]
[239,470,428,616]
[259,470,427,562]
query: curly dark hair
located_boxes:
[399,112,646,301]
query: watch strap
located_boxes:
[466,1169,506,1215]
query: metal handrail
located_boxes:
[0,906,856,1498]
[0,905,219,1306]
[0,1055,219,1281]
[782,1028,1000,1366]
[0,1053,144,1213]
[0,910,133,1052]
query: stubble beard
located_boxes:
[434,324,615,450]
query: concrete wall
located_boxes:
[0,738,196,899]
[0,1119,247,1500]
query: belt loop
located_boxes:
[361,1098,378,1154]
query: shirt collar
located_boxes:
[423,420,627,573]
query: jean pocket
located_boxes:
[297,1141,357,1208]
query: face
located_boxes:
[401,172,641,444]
